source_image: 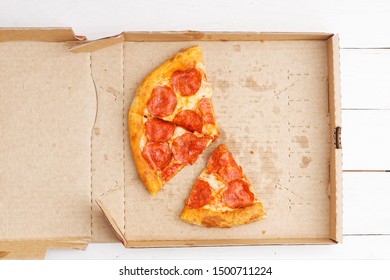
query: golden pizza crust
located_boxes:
[180,202,266,228]
[129,45,202,116]
[128,112,162,195]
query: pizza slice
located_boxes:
[129,46,218,140]
[180,144,266,228]
[129,46,219,195]
[129,113,213,195]
[128,46,218,195]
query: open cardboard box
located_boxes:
[0,28,342,259]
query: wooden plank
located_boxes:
[343,172,390,234]
[2,0,390,47]
[45,235,390,259]
[342,110,390,170]
[341,50,390,109]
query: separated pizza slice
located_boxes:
[181,144,266,227]
[129,113,213,195]
[129,45,218,140]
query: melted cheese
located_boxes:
[200,172,225,192]
[139,134,146,150]
[172,126,189,138]
[139,115,148,150]
[202,123,218,139]
[203,204,233,212]
[199,172,234,212]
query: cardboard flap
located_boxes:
[96,188,125,245]
[90,43,125,242]
[69,34,124,53]
[327,35,343,242]
[0,238,89,259]
[0,41,96,246]
[0,28,82,42]
[0,241,47,259]
[0,249,47,260]
[123,31,333,42]
[67,32,334,53]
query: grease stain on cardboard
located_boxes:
[0,251,9,258]
[272,106,280,115]
[300,156,312,168]
[93,127,101,136]
[244,76,277,92]
[233,45,241,52]
[293,136,309,148]
[216,80,230,93]
[259,146,279,173]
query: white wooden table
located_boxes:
[1,0,389,259]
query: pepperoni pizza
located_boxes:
[129,46,219,195]
[180,144,266,228]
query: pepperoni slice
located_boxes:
[206,144,242,182]
[147,86,177,117]
[186,179,213,209]
[142,142,172,171]
[161,163,183,182]
[171,133,209,164]
[170,68,202,96]
[171,133,197,164]
[188,136,212,164]
[198,98,215,124]
[145,118,175,142]
[223,179,254,209]
[206,144,229,174]
[218,152,242,182]
[173,110,203,133]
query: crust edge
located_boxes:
[180,202,266,228]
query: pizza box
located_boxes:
[0,28,342,258]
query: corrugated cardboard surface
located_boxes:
[122,40,331,242]
[0,42,95,242]
[0,31,341,257]
[90,43,124,242]
[327,36,343,242]
[97,39,335,245]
